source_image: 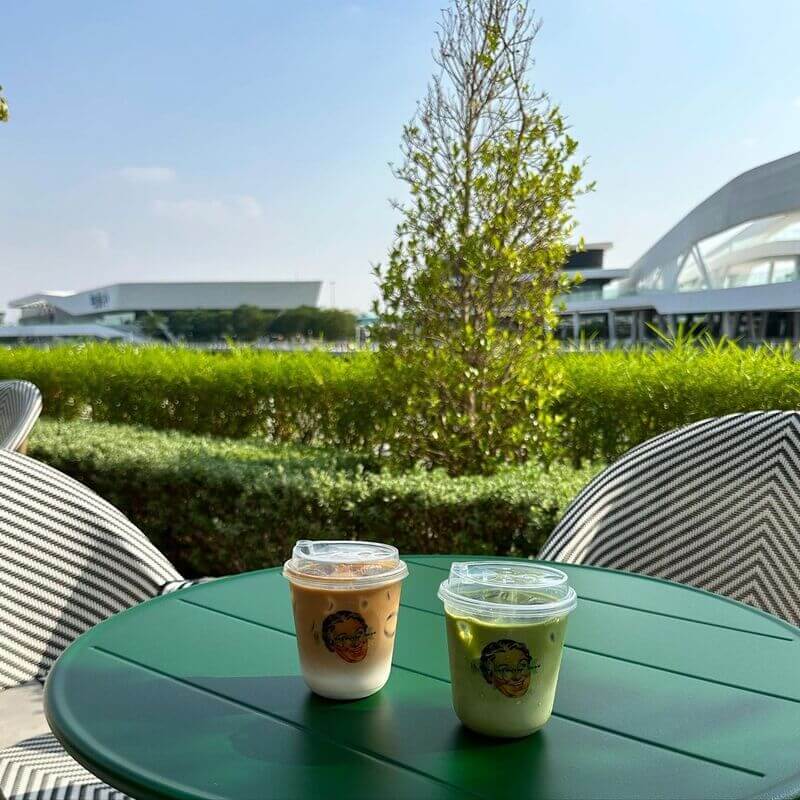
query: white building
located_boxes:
[2,281,322,343]
[562,151,800,345]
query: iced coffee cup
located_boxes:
[283,540,408,700]
[438,561,577,738]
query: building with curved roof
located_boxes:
[561,151,800,345]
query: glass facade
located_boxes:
[693,213,800,291]
[636,266,664,291]
[632,211,800,295]
[676,251,707,292]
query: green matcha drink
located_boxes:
[438,562,577,738]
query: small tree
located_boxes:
[373,0,590,475]
[0,86,8,123]
[269,306,315,338]
[317,309,357,340]
[232,305,272,341]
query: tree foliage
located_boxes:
[232,305,271,341]
[0,85,8,123]
[138,305,356,342]
[374,0,590,475]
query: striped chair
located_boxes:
[0,381,42,453]
[0,450,209,799]
[539,411,800,626]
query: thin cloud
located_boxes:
[119,166,176,184]
[231,195,263,219]
[68,226,112,252]
[152,195,263,225]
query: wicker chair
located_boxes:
[0,450,209,799]
[540,411,800,626]
[0,381,42,453]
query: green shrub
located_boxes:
[557,339,800,462]
[6,339,800,463]
[27,419,600,578]
[138,306,357,342]
[0,345,389,447]
[269,306,356,340]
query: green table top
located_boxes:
[44,556,800,800]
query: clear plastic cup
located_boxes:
[283,540,408,700]
[438,561,577,737]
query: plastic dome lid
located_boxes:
[283,540,408,589]
[438,561,577,621]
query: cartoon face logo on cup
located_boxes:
[479,639,533,698]
[322,610,374,663]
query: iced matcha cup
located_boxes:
[283,540,408,700]
[438,562,577,738]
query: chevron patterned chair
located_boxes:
[0,449,211,800]
[539,411,800,626]
[0,381,42,454]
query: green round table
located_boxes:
[45,556,800,800]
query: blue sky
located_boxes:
[3,0,800,314]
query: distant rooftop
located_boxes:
[575,241,614,252]
[562,268,628,280]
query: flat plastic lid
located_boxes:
[283,540,408,589]
[438,561,577,621]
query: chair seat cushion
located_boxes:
[0,683,128,800]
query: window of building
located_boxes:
[636,266,663,292]
[613,312,632,340]
[696,221,753,257]
[578,314,609,340]
[771,258,797,283]
[99,312,136,328]
[602,279,624,299]
[768,214,800,242]
[723,260,771,288]
[676,251,708,292]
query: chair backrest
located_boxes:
[0,450,181,690]
[0,381,43,452]
[540,411,800,626]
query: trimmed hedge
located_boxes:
[0,346,388,448]
[5,339,800,462]
[557,340,800,462]
[27,420,600,578]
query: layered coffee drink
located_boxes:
[283,540,408,700]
